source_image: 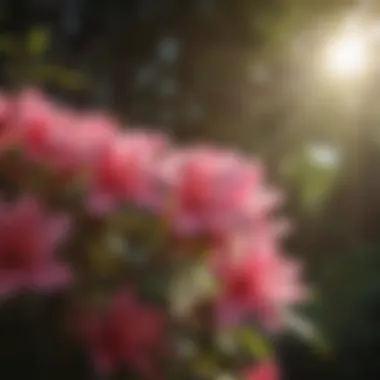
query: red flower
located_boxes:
[0,92,16,152]
[244,361,279,380]
[0,196,72,295]
[77,289,166,378]
[67,112,118,165]
[86,130,168,215]
[158,146,278,237]
[37,111,118,181]
[215,239,305,330]
[15,88,58,158]
[15,90,118,181]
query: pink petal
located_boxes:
[0,272,23,296]
[28,264,72,292]
[85,191,118,216]
[92,347,117,375]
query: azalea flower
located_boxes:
[244,361,279,380]
[15,88,58,157]
[14,90,117,182]
[77,288,166,378]
[158,146,278,237]
[0,92,22,153]
[0,196,72,295]
[86,130,168,215]
[215,240,305,331]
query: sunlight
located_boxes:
[324,28,369,79]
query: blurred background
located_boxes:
[1,0,380,379]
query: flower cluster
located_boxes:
[0,88,306,380]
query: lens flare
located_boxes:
[325,29,368,79]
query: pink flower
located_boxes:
[15,88,58,156]
[158,146,279,237]
[0,92,19,152]
[86,130,168,215]
[244,361,279,380]
[0,196,72,295]
[37,111,118,181]
[14,90,118,181]
[12,89,79,177]
[77,288,166,377]
[215,240,305,331]
[67,112,118,164]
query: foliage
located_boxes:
[0,23,86,91]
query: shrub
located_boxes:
[0,88,305,380]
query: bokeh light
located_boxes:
[324,26,369,79]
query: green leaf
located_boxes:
[56,68,87,90]
[193,353,220,377]
[170,262,216,318]
[27,28,50,56]
[236,328,272,359]
[0,34,16,54]
[281,146,341,212]
[33,64,87,89]
[283,309,332,357]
